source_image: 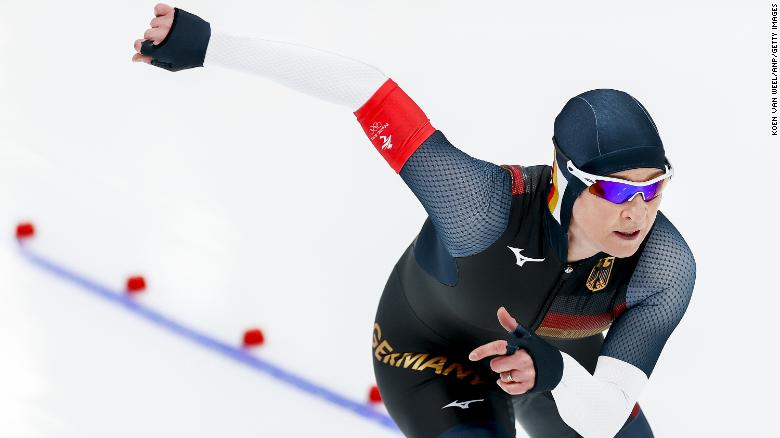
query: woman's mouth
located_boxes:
[614,230,640,240]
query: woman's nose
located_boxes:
[621,194,648,221]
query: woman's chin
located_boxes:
[603,238,642,258]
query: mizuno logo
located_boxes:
[380,134,393,150]
[507,246,545,267]
[442,399,484,410]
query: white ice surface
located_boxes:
[0,1,776,437]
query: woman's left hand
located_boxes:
[468,306,537,395]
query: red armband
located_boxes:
[354,79,436,173]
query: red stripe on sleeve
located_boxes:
[354,79,436,173]
[500,164,526,195]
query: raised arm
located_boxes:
[133,4,514,257]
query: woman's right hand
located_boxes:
[132,3,175,64]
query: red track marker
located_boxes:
[126,276,147,293]
[243,328,265,347]
[368,385,382,404]
[15,222,35,240]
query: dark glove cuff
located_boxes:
[505,325,564,393]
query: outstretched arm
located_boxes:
[133,4,514,257]
[140,16,388,109]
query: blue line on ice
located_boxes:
[18,244,398,433]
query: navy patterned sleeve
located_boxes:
[398,130,514,258]
[600,211,697,377]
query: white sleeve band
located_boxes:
[550,353,649,438]
[203,31,389,110]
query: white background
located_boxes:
[0,0,776,436]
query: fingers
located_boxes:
[150,15,172,29]
[499,369,534,383]
[497,306,518,333]
[489,349,533,373]
[154,3,174,17]
[468,339,507,361]
[132,53,152,64]
[490,355,515,373]
[133,3,173,63]
[496,378,534,395]
[143,27,167,44]
[499,370,533,383]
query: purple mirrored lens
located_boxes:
[590,180,664,204]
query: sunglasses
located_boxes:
[565,160,673,204]
[552,136,673,204]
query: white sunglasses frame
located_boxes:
[565,160,674,187]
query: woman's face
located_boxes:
[569,167,666,259]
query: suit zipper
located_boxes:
[530,264,575,333]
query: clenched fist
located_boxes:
[131,3,211,72]
[132,3,175,64]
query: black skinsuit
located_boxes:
[371,131,695,437]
